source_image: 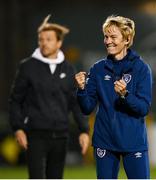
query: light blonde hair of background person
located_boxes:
[38,14,69,41]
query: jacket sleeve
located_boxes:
[8,62,29,132]
[77,65,98,115]
[68,65,89,133]
[121,64,152,117]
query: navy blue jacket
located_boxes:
[77,49,152,152]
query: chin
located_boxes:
[41,53,49,58]
[108,51,115,56]
[41,51,49,57]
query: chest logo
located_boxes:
[60,73,66,79]
[104,75,111,80]
[135,152,142,158]
[122,74,131,84]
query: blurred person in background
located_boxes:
[9,15,89,179]
[75,15,152,179]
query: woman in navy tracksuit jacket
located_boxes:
[75,15,152,179]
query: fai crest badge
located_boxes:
[122,74,131,84]
[97,148,106,158]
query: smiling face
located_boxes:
[104,25,129,60]
[38,30,62,59]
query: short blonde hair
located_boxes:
[38,15,70,41]
[102,15,135,48]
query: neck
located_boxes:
[44,51,58,60]
[114,48,127,60]
[48,53,58,59]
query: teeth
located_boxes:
[107,45,115,47]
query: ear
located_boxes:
[125,35,130,45]
[57,40,63,49]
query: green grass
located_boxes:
[0,165,155,179]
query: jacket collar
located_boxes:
[32,48,65,65]
[104,49,140,73]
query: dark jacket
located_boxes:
[9,57,89,135]
[77,49,152,152]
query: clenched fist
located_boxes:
[114,79,127,96]
[75,72,87,90]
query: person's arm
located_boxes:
[68,66,90,154]
[68,66,89,133]
[115,64,152,117]
[75,66,98,115]
[9,61,29,149]
[79,132,90,155]
[70,95,90,155]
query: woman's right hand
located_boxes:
[75,72,87,90]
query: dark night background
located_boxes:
[0,0,156,168]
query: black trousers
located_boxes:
[26,131,68,179]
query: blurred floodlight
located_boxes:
[138,1,156,15]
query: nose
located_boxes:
[42,40,47,46]
[104,37,112,44]
[39,39,47,47]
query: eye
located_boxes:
[104,35,108,40]
[111,36,117,39]
[38,38,43,43]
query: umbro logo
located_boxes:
[135,152,142,158]
[104,75,111,80]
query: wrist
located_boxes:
[120,90,129,99]
[78,84,85,90]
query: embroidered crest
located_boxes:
[97,148,106,158]
[60,73,66,79]
[24,116,29,124]
[122,74,131,84]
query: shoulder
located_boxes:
[17,57,38,76]
[94,58,106,66]
[62,59,74,68]
[61,60,76,75]
[90,58,105,68]
[131,55,152,83]
[129,49,149,70]
[19,57,36,68]
[134,56,151,73]
[89,58,106,72]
